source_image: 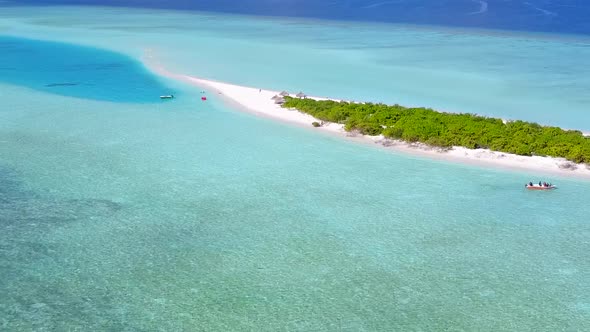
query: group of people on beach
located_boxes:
[527,181,552,187]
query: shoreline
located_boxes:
[143,56,590,180]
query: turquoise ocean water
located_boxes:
[0,36,169,102]
[3,6,590,130]
[1,6,590,331]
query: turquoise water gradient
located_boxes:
[2,6,590,130]
[1,6,590,331]
[0,36,169,102]
[1,82,589,330]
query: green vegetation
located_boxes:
[282,97,590,163]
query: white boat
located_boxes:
[160,94,174,99]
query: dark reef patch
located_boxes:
[0,164,128,329]
[44,82,80,87]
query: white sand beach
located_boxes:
[144,56,590,179]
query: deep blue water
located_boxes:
[9,0,590,35]
[0,36,170,102]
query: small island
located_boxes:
[145,57,590,177]
[282,97,590,164]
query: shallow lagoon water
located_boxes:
[1,5,590,331]
[1,83,590,330]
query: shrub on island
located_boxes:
[282,97,590,164]
[312,121,321,127]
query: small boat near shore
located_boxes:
[160,94,174,99]
[525,183,557,190]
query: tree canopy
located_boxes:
[282,97,590,164]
